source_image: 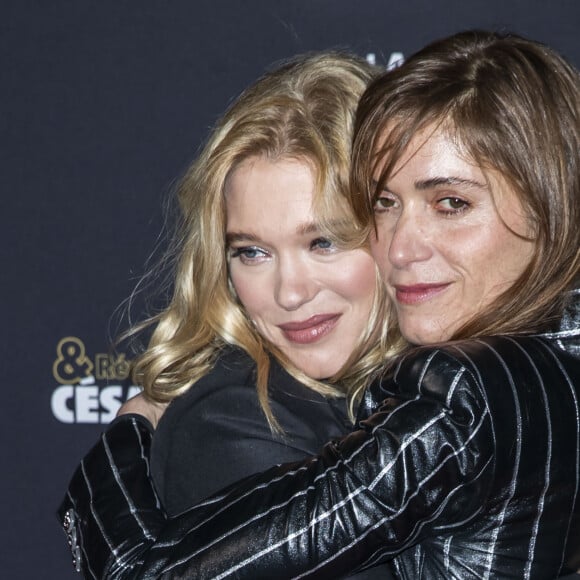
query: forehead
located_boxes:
[229,153,316,179]
[373,124,481,183]
[225,156,316,228]
[226,154,314,191]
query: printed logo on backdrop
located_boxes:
[51,336,141,424]
[365,52,405,70]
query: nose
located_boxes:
[386,211,432,269]
[274,255,318,311]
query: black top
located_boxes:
[151,345,352,515]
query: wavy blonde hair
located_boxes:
[351,30,580,347]
[130,52,389,428]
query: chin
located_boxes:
[291,359,338,380]
[401,323,449,346]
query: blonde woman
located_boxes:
[59,52,395,578]
[144,50,389,516]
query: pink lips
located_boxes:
[394,283,450,305]
[278,314,341,344]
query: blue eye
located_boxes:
[310,237,333,251]
[229,246,268,264]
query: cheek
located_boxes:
[369,230,391,277]
[229,268,269,321]
[336,253,377,305]
[469,223,534,281]
[369,238,382,262]
[486,235,535,289]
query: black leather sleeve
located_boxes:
[136,348,494,578]
[57,415,167,578]
[58,348,494,579]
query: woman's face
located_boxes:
[225,156,377,379]
[370,125,535,345]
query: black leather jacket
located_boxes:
[59,311,580,578]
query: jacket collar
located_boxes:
[540,288,580,357]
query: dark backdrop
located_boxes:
[4,1,579,577]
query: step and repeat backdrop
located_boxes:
[4,0,579,576]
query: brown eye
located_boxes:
[438,197,470,214]
[449,198,466,208]
[373,196,396,212]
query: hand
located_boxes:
[117,392,168,428]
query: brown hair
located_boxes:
[351,30,580,340]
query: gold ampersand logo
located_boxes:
[53,337,94,384]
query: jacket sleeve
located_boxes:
[57,415,167,579]
[132,348,496,579]
[59,348,495,579]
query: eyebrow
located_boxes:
[225,221,324,245]
[225,232,261,245]
[414,176,488,191]
[372,176,488,193]
[297,221,322,235]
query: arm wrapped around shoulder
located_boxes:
[130,347,495,578]
[356,346,496,533]
[57,415,166,579]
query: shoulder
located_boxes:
[376,336,545,401]
[155,346,340,443]
[159,346,328,424]
[439,334,580,385]
[381,334,580,407]
[393,335,561,378]
[156,346,258,429]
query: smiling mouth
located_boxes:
[278,314,341,344]
[393,283,451,305]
